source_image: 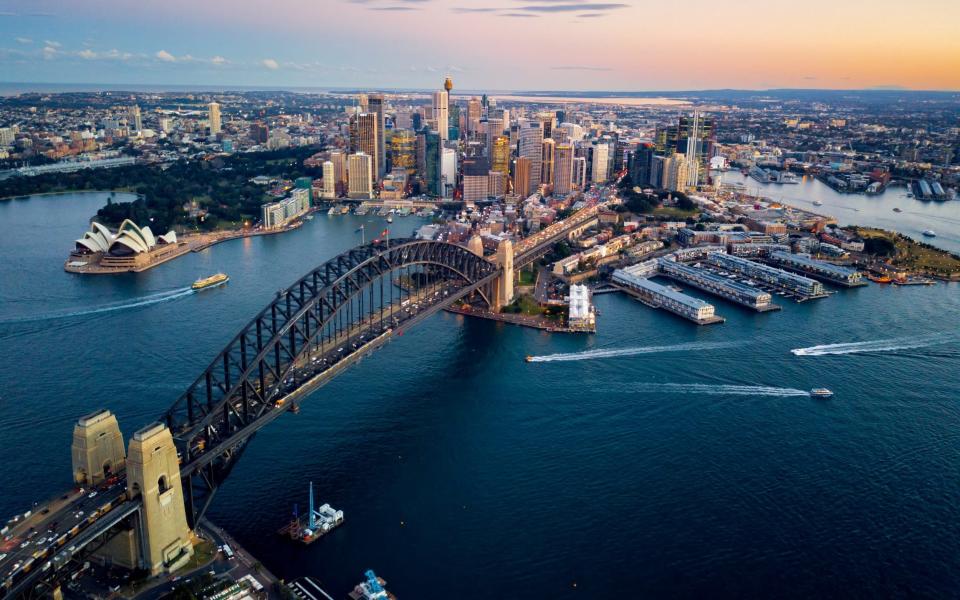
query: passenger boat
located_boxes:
[867,273,892,284]
[192,273,229,291]
[525,355,534,363]
[922,229,936,237]
[812,200,823,206]
[810,388,834,399]
[892,207,902,212]
[386,214,393,223]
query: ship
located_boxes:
[749,165,773,184]
[922,229,936,237]
[192,273,229,291]
[893,207,902,212]
[867,273,892,284]
[810,388,834,399]
[812,200,823,206]
[525,355,533,362]
[386,214,393,223]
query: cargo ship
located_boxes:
[192,273,229,291]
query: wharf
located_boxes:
[610,283,725,325]
[763,260,868,288]
[446,304,593,333]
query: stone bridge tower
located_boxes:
[71,409,125,486]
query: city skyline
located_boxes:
[1,0,959,91]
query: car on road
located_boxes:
[87,492,97,499]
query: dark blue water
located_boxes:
[2,192,960,597]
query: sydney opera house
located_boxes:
[69,220,181,271]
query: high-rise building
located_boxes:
[513,156,532,198]
[491,135,511,179]
[467,97,482,136]
[462,156,491,203]
[208,102,221,136]
[537,112,556,140]
[572,157,587,189]
[128,105,142,133]
[678,111,714,188]
[488,170,507,198]
[541,138,556,189]
[432,90,449,141]
[558,122,584,143]
[329,150,349,196]
[357,93,369,113]
[662,153,689,192]
[629,143,656,186]
[389,129,416,175]
[553,143,575,196]
[424,130,442,196]
[367,94,386,178]
[347,152,373,199]
[441,148,457,198]
[590,142,610,184]
[517,120,544,195]
[349,113,380,180]
[250,122,269,144]
[321,161,336,199]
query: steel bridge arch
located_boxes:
[161,238,500,526]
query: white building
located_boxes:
[567,284,595,330]
[591,142,610,184]
[208,102,221,136]
[348,152,373,199]
[432,90,449,141]
[441,148,457,198]
[321,161,336,199]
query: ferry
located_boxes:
[327,206,338,215]
[810,388,834,399]
[867,273,892,284]
[192,273,229,291]
[892,207,902,212]
[812,200,823,206]
[525,355,534,362]
[386,214,393,223]
[922,229,936,237]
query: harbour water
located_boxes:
[719,170,960,255]
[1,192,960,597]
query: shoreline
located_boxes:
[0,189,144,202]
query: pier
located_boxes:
[658,260,781,312]
[766,251,867,287]
[611,270,725,325]
[706,252,830,301]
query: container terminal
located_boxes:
[766,251,867,287]
[277,482,344,545]
[658,259,781,312]
[611,269,724,325]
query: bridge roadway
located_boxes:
[2,272,490,599]
[3,209,612,597]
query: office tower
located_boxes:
[441,148,457,198]
[157,118,172,134]
[488,170,506,198]
[321,161,336,199]
[208,102,221,136]
[467,97,482,136]
[357,93,369,113]
[367,94,386,178]
[424,131,442,196]
[412,112,423,132]
[650,155,666,188]
[513,156,532,198]
[329,150,349,196]
[491,135,511,179]
[541,138,556,189]
[250,122,269,144]
[590,142,610,184]
[553,143,574,196]
[389,129,416,175]
[485,117,505,155]
[555,110,566,125]
[347,152,373,199]
[517,120,544,195]
[572,157,587,189]
[394,110,413,130]
[662,153,689,192]
[629,143,656,186]
[537,113,556,140]
[349,113,380,180]
[432,90,449,141]
[462,156,491,203]
[128,105,142,132]
[558,122,584,143]
[678,111,714,188]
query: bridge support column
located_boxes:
[126,423,193,575]
[71,410,125,487]
[493,239,514,310]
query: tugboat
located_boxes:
[192,273,229,291]
[810,388,834,399]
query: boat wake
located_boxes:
[631,383,810,397]
[791,333,954,357]
[528,340,740,363]
[0,287,195,324]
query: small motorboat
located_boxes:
[810,388,834,399]
[922,229,936,237]
[892,207,902,212]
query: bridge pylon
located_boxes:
[126,423,194,574]
[71,409,125,486]
[493,239,515,310]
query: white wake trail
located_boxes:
[630,383,811,397]
[791,333,953,356]
[528,340,741,363]
[0,287,195,324]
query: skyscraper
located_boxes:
[329,150,349,196]
[491,135,511,179]
[467,97,482,136]
[347,152,373,199]
[541,138,556,189]
[128,105,142,133]
[349,113,380,180]
[441,148,457,198]
[590,142,610,184]
[432,90,449,141]
[513,156,532,199]
[678,111,714,188]
[537,112,556,140]
[662,153,689,192]
[389,129,416,175]
[572,157,587,189]
[321,161,336,199]
[517,121,544,195]
[553,143,574,196]
[208,102,221,136]
[424,130,442,196]
[629,143,656,186]
[367,94,386,178]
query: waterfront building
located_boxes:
[349,113,380,180]
[659,260,773,310]
[518,121,544,195]
[554,143,575,196]
[208,102,221,136]
[329,150,349,196]
[262,190,311,229]
[347,152,373,199]
[612,270,718,323]
[321,161,336,199]
[568,284,596,331]
[768,251,864,286]
[707,252,825,297]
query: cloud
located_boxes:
[211,55,227,65]
[15,37,32,44]
[369,5,420,9]
[577,12,604,17]
[517,2,627,11]
[44,40,61,47]
[551,65,613,71]
[502,12,539,16]
[155,49,176,62]
[76,48,136,61]
[41,45,57,60]
[262,58,279,70]
[78,49,96,59]
[452,6,497,11]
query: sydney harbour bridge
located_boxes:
[1,205,601,599]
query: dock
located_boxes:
[659,260,781,312]
[706,253,830,302]
[610,270,725,325]
[445,304,593,333]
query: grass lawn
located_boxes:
[517,269,537,286]
[651,206,700,219]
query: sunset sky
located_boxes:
[1,0,958,91]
